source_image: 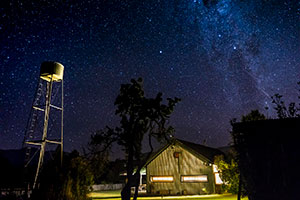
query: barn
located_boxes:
[144,139,224,195]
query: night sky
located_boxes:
[1,0,299,152]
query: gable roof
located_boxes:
[144,138,224,167]
[177,139,224,162]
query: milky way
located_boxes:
[1,0,299,152]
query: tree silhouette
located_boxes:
[228,110,266,200]
[271,82,300,118]
[241,110,266,122]
[90,78,180,200]
[31,150,94,200]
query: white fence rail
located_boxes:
[92,184,124,191]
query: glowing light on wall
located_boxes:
[215,173,223,185]
[213,164,223,184]
[213,164,218,173]
[151,176,174,182]
[181,175,208,182]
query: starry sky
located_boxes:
[1,0,300,152]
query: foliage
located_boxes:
[241,110,265,122]
[214,155,240,194]
[99,159,126,184]
[87,129,113,182]
[90,78,180,200]
[88,132,125,184]
[271,81,300,118]
[271,93,300,118]
[32,150,94,200]
[62,153,94,200]
[114,78,180,150]
[229,83,300,199]
[226,110,266,196]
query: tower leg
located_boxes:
[61,79,64,167]
[33,78,53,189]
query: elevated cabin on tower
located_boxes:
[144,139,224,195]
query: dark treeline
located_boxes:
[231,82,300,200]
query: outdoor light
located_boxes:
[173,152,181,158]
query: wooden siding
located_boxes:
[146,144,215,195]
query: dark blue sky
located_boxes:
[1,0,299,152]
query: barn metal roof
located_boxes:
[144,138,224,166]
[177,139,224,163]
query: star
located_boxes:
[0,0,299,153]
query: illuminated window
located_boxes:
[215,173,223,185]
[181,175,208,182]
[151,176,174,182]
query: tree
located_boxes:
[241,109,266,122]
[87,129,113,183]
[271,94,300,118]
[32,150,94,200]
[230,82,300,199]
[226,110,266,198]
[91,78,180,200]
[61,152,94,200]
[214,154,240,194]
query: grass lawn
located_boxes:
[89,190,121,198]
[89,190,248,200]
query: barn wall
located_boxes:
[146,144,215,195]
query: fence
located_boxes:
[92,184,124,191]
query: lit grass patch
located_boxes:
[89,190,121,198]
[90,192,248,200]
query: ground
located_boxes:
[89,190,248,200]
